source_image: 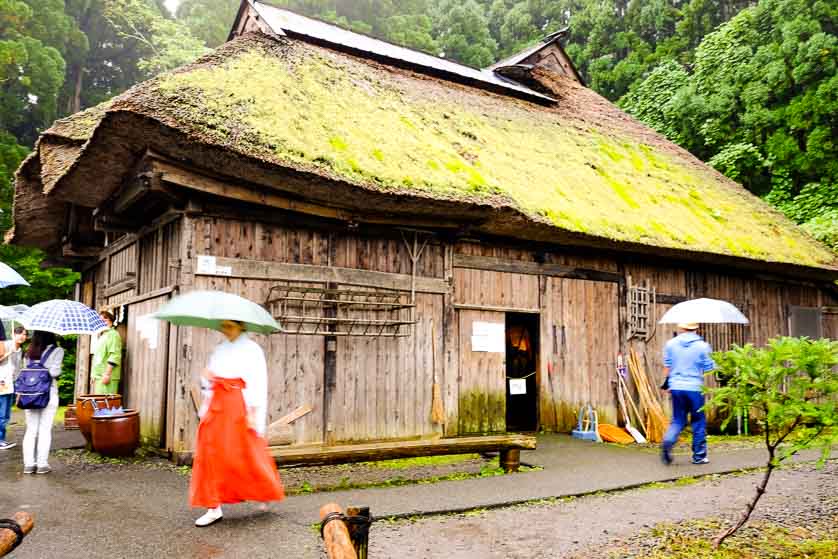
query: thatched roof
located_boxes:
[11,30,838,276]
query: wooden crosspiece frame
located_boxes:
[627,276,656,341]
[265,282,416,337]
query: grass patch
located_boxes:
[286,458,542,495]
[53,448,191,476]
[361,453,482,470]
[611,519,838,558]
[53,405,66,425]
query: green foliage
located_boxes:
[176,0,239,48]
[104,0,208,75]
[710,337,838,466]
[622,0,838,247]
[708,337,837,545]
[0,0,69,144]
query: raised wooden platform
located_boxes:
[269,434,537,472]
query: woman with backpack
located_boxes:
[20,331,64,474]
[0,327,28,450]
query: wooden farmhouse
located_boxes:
[10,0,838,463]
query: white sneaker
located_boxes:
[0,441,16,450]
[195,507,223,527]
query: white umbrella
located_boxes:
[0,262,29,288]
[0,304,29,321]
[658,298,749,325]
[19,300,108,335]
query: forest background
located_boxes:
[1,0,836,399]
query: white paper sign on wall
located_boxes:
[471,321,505,353]
[509,378,527,395]
[196,255,217,275]
[136,314,159,350]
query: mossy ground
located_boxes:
[150,38,834,267]
[605,518,838,559]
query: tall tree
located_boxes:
[433,0,497,67]
[621,0,838,248]
[0,0,71,143]
[176,0,239,48]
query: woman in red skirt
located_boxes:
[190,320,285,527]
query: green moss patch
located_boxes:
[138,37,836,268]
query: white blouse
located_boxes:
[203,333,268,435]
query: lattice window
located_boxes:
[265,281,415,337]
[627,277,656,341]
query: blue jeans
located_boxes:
[663,390,707,461]
[0,393,13,442]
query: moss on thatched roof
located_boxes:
[19,33,838,270]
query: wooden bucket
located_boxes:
[91,409,140,458]
[75,394,122,444]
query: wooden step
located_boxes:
[270,434,537,470]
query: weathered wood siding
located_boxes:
[457,309,506,434]
[74,199,837,457]
[334,294,443,442]
[123,294,171,445]
[540,277,620,431]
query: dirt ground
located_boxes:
[369,461,838,558]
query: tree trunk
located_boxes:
[70,66,84,115]
[713,462,774,548]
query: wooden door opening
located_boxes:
[505,313,539,432]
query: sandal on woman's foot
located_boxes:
[195,508,223,527]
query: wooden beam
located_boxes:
[194,256,451,295]
[101,285,177,310]
[153,159,355,222]
[101,278,136,298]
[455,252,625,283]
[453,303,539,314]
[62,243,102,258]
[453,253,624,283]
[269,434,536,467]
[656,294,688,305]
[152,158,463,230]
[113,178,151,215]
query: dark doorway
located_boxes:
[505,313,539,432]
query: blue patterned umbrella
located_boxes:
[19,300,107,335]
[0,262,29,288]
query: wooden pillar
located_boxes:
[0,512,33,557]
[323,233,338,445]
[441,242,459,436]
[499,448,520,473]
[172,215,195,456]
[319,504,358,559]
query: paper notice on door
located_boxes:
[136,314,159,350]
[471,321,505,353]
[509,378,527,395]
[196,255,217,275]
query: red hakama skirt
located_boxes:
[189,377,285,508]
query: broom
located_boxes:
[628,349,668,443]
[430,319,445,425]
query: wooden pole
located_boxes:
[1,512,34,557]
[319,503,358,559]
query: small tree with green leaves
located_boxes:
[709,336,837,548]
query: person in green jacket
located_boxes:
[92,310,123,394]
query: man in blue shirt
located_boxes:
[661,323,715,465]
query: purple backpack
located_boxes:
[14,346,57,409]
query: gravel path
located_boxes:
[369,461,838,558]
